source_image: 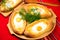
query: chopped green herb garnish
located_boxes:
[19,8,26,19]
[19,8,26,16]
[30,8,37,12]
[24,13,40,23]
[19,8,40,23]
[1,0,6,4]
[9,7,14,11]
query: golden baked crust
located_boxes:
[10,8,26,34]
[23,4,52,18]
[24,19,53,38]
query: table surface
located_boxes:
[0,0,60,40]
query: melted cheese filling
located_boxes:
[37,8,45,14]
[5,0,21,8]
[31,22,47,34]
[13,13,24,28]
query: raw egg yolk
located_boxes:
[16,18,21,22]
[37,26,42,31]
